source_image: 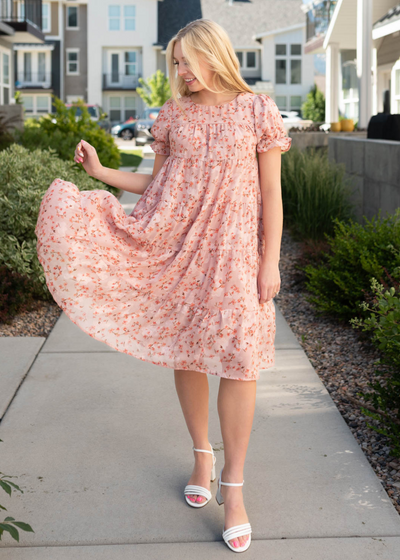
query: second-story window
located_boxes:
[66,49,80,75]
[42,3,51,33]
[109,6,120,30]
[124,6,135,30]
[67,6,78,29]
[290,44,301,84]
[108,5,136,31]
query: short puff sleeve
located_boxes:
[254,94,292,154]
[150,99,172,156]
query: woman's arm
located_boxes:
[74,140,169,195]
[256,146,283,304]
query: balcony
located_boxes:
[15,71,52,89]
[103,73,142,90]
[302,0,337,54]
[0,0,44,43]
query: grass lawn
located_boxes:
[119,149,143,169]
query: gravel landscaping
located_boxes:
[276,228,400,516]
[1,227,399,515]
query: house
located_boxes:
[303,0,400,127]
[87,0,160,123]
[14,0,88,116]
[155,0,315,114]
[0,0,45,106]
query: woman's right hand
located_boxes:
[74,139,103,179]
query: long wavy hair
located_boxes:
[165,19,254,114]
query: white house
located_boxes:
[87,0,160,123]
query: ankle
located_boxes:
[220,467,244,483]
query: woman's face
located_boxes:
[173,40,214,92]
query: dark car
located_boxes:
[112,107,161,142]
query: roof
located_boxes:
[156,0,305,50]
[373,2,400,30]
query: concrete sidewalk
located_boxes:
[1,156,400,558]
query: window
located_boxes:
[109,5,120,30]
[125,51,136,75]
[111,53,119,82]
[21,95,51,115]
[1,50,10,105]
[22,95,34,113]
[291,44,301,56]
[276,95,287,110]
[246,52,256,68]
[275,60,286,84]
[42,2,51,32]
[276,44,286,56]
[290,96,302,111]
[124,5,135,30]
[235,50,257,70]
[67,6,78,29]
[66,49,79,75]
[109,96,121,122]
[38,52,46,82]
[124,96,136,119]
[290,59,301,84]
[24,52,32,82]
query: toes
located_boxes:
[196,495,205,503]
[187,495,196,502]
[229,535,249,549]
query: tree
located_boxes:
[301,84,326,122]
[136,70,171,107]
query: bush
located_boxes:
[0,144,110,300]
[281,146,355,241]
[304,210,400,320]
[351,279,400,457]
[16,97,120,170]
[301,84,325,122]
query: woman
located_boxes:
[35,18,291,553]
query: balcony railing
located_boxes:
[103,73,142,90]
[305,0,337,42]
[0,0,42,31]
[15,71,52,89]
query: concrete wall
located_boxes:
[290,131,366,151]
[328,137,400,220]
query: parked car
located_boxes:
[65,103,112,133]
[111,116,138,140]
[112,107,161,142]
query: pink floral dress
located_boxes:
[35,92,291,380]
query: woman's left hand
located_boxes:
[257,260,281,305]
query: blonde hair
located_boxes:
[165,19,254,114]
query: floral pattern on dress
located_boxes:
[35,92,291,380]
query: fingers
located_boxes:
[258,284,280,305]
[74,139,86,164]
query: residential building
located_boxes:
[0,0,45,105]
[303,0,400,127]
[87,0,159,123]
[15,1,88,116]
[155,0,315,114]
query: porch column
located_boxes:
[326,42,340,123]
[357,0,373,127]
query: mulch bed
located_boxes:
[275,228,400,515]
[1,227,399,515]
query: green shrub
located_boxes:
[0,144,110,300]
[16,96,120,170]
[351,279,400,457]
[304,210,400,320]
[301,84,325,122]
[281,146,355,241]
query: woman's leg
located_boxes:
[217,377,257,549]
[174,369,214,504]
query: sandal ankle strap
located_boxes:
[218,468,244,486]
[193,443,214,456]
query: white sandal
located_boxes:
[184,443,216,508]
[216,469,252,553]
